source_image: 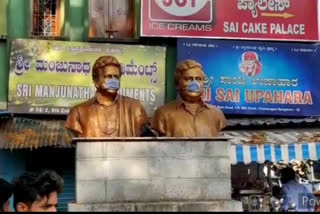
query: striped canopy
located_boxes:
[230,142,320,165]
[221,130,320,165]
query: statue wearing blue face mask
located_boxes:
[105,78,120,90]
[66,56,148,138]
[153,59,227,137]
[187,80,201,93]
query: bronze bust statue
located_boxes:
[65,56,148,137]
[152,59,227,137]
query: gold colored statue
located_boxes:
[152,59,227,137]
[65,56,148,137]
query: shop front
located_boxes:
[223,127,320,211]
[0,115,75,212]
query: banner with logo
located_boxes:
[8,39,166,116]
[177,38,320,116]
[142,0,320,42]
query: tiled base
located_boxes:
[69,200,243,212]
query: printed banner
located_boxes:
[141,0,320,41]
[177,38,320,116]
[8,39,166,116]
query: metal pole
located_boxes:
[267,162,273,192]
[310,161,315,181]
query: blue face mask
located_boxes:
[187,80,201,93]
[105,78,120,90]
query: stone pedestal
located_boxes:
[69,137,242,212]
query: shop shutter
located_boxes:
[57,168,75,212]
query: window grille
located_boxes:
[32,0,61,37]
[89,0,135,39]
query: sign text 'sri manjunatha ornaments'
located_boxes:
[8,39,166,116]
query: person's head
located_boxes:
[175,59,205,103]
[92,56,122,96]
[280,167,296,184]
[272,185,283,199]
[0,178,13,212]
[13,170,63,212]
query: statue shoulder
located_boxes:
[206,104,225,114]
[155,100,179,114]
[120,95,143,106]
[69,97,96,112]
[206,103,219,110]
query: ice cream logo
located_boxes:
[150,0,213,23]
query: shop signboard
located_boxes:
[178,38,320,116]
[8,39,166,116]
[141,0,320,42]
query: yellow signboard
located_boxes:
[8,39,166,116]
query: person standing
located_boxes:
[280,167,316,212]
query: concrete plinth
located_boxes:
[69,137,242,212]
[69,200,243,212]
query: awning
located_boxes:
[230,142,320,165]
[0,117,74,150]
[222,129,320,165]
[227,117,320,128]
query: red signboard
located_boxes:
[141,0,320,41]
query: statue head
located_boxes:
[175,59,205,103]
[92,56,122,96]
